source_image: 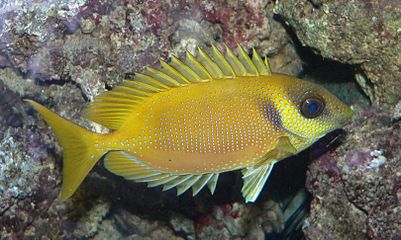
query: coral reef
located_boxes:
[0,0,304,239]
[274,0,401,105]
[304,105,401,239]
[196,189,309,239]
[272,2,401,235]
[0,0,399,239]
[0,0,301,101]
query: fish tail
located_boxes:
[25,100,105,201]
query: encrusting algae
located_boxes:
[26,45,352,202]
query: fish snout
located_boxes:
[338,106,353,126]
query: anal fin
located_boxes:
[104,151,219,197]
[192,173,214,196]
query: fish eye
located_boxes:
[300,94,325,118]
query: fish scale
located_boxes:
[26,45,352,202]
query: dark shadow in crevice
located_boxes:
[272,13,370,106]
[306,0,322,10]
[34,76,89,102]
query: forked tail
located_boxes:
[25,100,105,201]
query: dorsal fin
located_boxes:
[83,45,272,130]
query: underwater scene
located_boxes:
[0,0,400,239]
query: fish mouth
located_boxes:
[344,107,353,120]
[320,108,352,139]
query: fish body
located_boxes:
[99,76,314,173]
[27,45,352,202]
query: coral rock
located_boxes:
[304,105,401,239]
[275,0,401,105]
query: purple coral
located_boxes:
[345,151,370,169]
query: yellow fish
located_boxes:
[26,45,352,202]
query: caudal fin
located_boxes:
[25,100,104,201]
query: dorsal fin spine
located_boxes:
[237,44,258,75]
[251,48,268,75]
[207,174,219,194]
[224,45,247,76]
[160,60,191,84]
[211,44,236,77]
[197,47,224,78]
[185,51,213,80]
[134,73,170,90]
[145,67,186,87]
[264,57,272,74]
[170,56,202,82]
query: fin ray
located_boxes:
[145,67,186,87]
[162,175,193,191]
[176,175,202,195]
[160,60,191,84]
[237,45,258,75]
[133,73,170,90]
[170,56,202,82]
[211,45,236,77]
[207,174,219,194]
[192,173,213,196]
[224,45,247,76]
[185,51,212,80]
[252,48,271,75]
[147,175,179,188]
[197,47,224,78]
[241,161,276,203]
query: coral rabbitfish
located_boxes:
[26,45,352,202]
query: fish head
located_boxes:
[270,75,352,142]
